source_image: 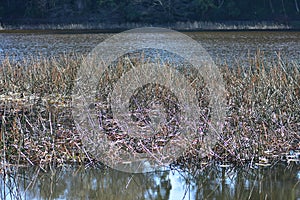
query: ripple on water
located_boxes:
[1,31,299,66]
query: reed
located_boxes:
[1,21,290,31]
[178,53,300,169]
[0,52,299,172]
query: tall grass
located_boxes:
[0,55,88,172]
[179,52,300,168]
[0,52,299,172]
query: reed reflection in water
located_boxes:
[1,164,299,200]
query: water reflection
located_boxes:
[187,31,300,65]
[1,164,299,200]
[0,33,110,61]
[1,31,299,66]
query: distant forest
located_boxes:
[1,0,300,25]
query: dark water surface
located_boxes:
[0,31,299,66]
[1,164,299,200]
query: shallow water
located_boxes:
[0,32,110,61]
[0,31,299,66]
[188,31,300,65]
[1,164,299,200]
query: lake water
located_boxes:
[1,164,299,200]
[0,30,299,199]
[0,31,299,66]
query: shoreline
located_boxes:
[1,20,299,33]
[1,28,300,34]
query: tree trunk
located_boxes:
[295,0,299,12]
[216,0,224,8]
[269,0,274,13]
[281,0,287,17]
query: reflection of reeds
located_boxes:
[0,52,299,172]
[1,164,299,199]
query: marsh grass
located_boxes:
[1,21,290,31]
[0,55,91,172]
[0,52,299,173]
[178,52,300,169]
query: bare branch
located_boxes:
[295,0,299,12]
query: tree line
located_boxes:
[1,0,299,24]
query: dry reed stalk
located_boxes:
[0,52,299,171]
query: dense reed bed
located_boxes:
[178,52,300,169]
[0,52,299,172]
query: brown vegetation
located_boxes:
[0,52,299,172]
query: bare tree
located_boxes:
[295,0,299,12]
[281,0,287,17]
[37,0,47,10]
[269,0,275,13]
[215,0,224,9]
